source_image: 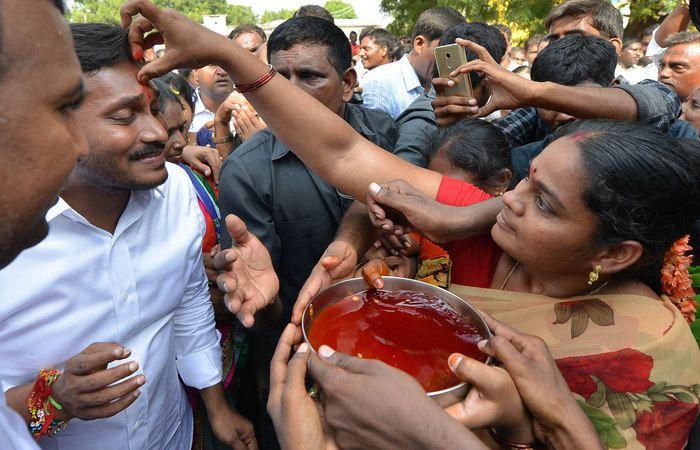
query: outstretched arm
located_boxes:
[433,39,641,124]
[120,0,441,200]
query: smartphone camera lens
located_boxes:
[445,52,451,59]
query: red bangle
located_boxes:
[236,65,276,93]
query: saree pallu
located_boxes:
[449,285,700,450]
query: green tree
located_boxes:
[623,0,677,36]
[68,0,257,26]
[260,9,295,23]
[324,0,358,19]
[67,0,125,23]
[380,0,681,42]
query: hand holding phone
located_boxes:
[434,44,474,98]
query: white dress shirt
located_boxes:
[0,390,39,449]
[615,63,658,84]
[0,163,222,450]
[189,88,216,133]
[360,54,425,119]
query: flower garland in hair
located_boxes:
[661,235,697,324]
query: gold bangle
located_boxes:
[212,134,233,144]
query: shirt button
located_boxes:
[120,292,128,302]
[134,420,142,428]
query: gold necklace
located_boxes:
[499,260,520,290]
[499,260,610,295]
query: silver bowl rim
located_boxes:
[301,276,493,397]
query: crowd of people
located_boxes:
[1,0,700,449]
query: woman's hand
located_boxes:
[444,353,534,445]
[181,144,222,184]
[120,0,232,81]
[268,324,338,450]
[232,103,267,141]
[367,180,460,244]
[479,316,604,450]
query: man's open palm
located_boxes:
[214,214,279,328]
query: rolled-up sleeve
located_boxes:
[174,183,222,390]
[613,80,681,131]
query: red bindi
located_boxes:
[141,84,154,101]
[570,132,589,142]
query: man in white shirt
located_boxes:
[188,64,233,135]
[360,7,464,118]
[0,22,261,450]
[615,37,657,84]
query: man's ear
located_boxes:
[342,67,358,103]
[413,35,427,53]
[380,45,388,58]
[609,37,623,55]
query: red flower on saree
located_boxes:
[556,348,654,399]
[634,400,698,450]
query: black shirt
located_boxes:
[219,103,400,325]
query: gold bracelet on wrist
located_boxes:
[212,133,233,144]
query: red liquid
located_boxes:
[307,290,486,392]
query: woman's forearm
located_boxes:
[210,38,441,200]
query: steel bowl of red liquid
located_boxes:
[302,276,492,407]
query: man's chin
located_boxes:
[130,166,169,190]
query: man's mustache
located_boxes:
[129,143,165,161]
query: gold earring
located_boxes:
[588,265,602,285]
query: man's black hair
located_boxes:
[621,36,642,49]
[411,6,464,41]
[267,16,351,77]
[642,24,657,38]
[530,34,616,87]
[437,22,507,86]
[70,23,131,73]
[359,27,399,59]
[228,24,267,42]
[494,23,512,42]
[293,5,334,23]
[544,0,623,39]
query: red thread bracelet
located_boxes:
[236,65,276,93]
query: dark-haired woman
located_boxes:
[128,15,700,447]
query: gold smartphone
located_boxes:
[434,43,473,98]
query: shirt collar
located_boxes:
[46,186,165,222]
[399,55,422,93]
[194,88,210,115]
[271,105,373,160]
